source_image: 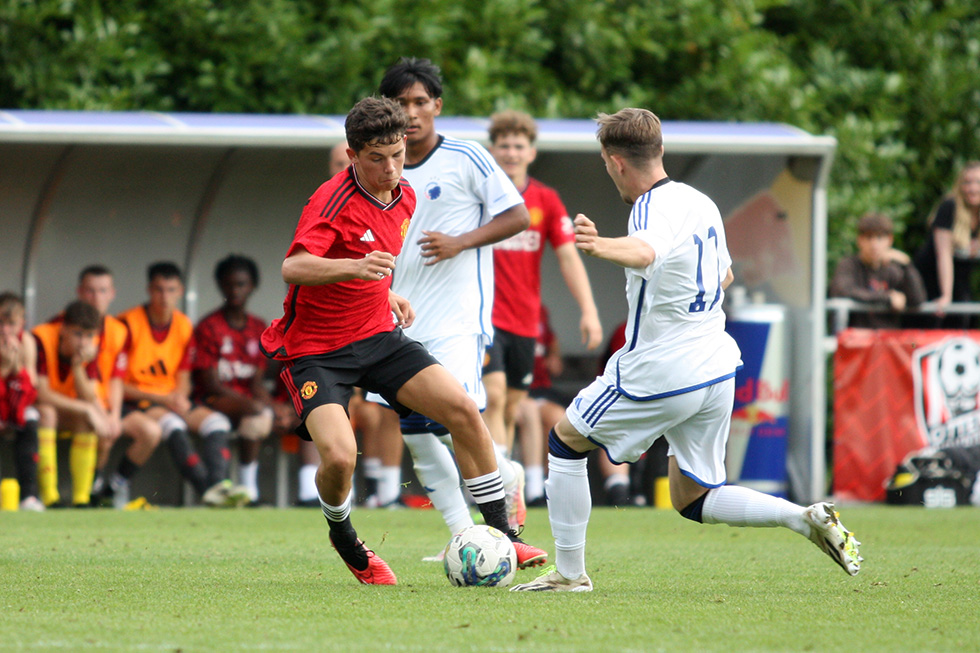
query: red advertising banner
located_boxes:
[833,328,980,502]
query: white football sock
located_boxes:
[525,464,544,501]
[404,432,473,534]
[378,465,402,505]
[546,454,591,580]
[298,464,319,502]
[701,484,809,535]
[239,461,259,502]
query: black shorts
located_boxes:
[280,329,439,441]
[482,328,536,391]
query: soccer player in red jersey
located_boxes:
[192,254,273,504]
[262,96,546,585]
[0,293,42,510]
[483,110,603,502]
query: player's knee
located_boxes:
[200,411,232,437]
[678,490,710,523]
[238,407,273,440]
[159,412,187,439]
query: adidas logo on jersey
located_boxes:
[360,229,376,242]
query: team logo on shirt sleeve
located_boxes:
[301,381,318,400]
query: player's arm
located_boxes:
[282,247,395,285]
[554,242,603,350]
[722,267,734,290]
[419,203,531,265]
[573,213,655,269]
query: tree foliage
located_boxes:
[2,0,979,270]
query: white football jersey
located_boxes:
[394,136,524,341]
[603,178,742,398]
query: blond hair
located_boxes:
[933,161,980,250]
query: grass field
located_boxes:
[1,504,978,652]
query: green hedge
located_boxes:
[2,0,978,270]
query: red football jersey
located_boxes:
[193,309,268,400]
[262,166,416,360]
[491,178,574,337]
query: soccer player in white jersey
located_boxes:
[376,57,542,561]
[511,108,862,592]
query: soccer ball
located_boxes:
[443,525,517,588]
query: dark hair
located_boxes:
[78,264,112,283]
[63,300,102,331]
[345,96,410,153]
[489,110,538,145]
[379,57,443,100]
[214,254,260,288]
[595,108,664,167]
[147,261,183,284]
[856,212,894,236]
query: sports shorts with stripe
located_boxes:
[280,328,439,441]
[565,375,734,488]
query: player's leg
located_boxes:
[35,404,59,506]
[150,407,210,499]
[481,337,508,450]
[515,396,545,504]
[395,363,547,568]
[306,402,396,585]
[235,407,272,504]
[14,408,42,509]
[669,380,862,576]
[93,410,161,508]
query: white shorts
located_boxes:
[366,332,488,411]
[566,377,734,488]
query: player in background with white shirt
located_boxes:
[377,57,533,543]
[512,108,862,592]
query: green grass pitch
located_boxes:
[1,505,977,651]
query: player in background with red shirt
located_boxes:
[484,111,603,505]
[261,96,546,585]
[192,254,273,505]
[0,293,42,510]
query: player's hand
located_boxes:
[935,294,952,317]
[0,333,20,370]
[573,214,600,256]
[357,251,396,281]
[85,404,113,439]
[580,313,603,350]
[164,391,192,416]
[419,231,464,265]
[389,291,415,328]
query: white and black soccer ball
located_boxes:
[443,525,517,588]
[938,338,980,415]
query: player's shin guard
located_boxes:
[37,426,59,506]
[464,470,510,535]
[164,428,209,495]
[546,453,591,581]
[701,484,809,535]
[69,432,98,505]
[14,422,39,500]
[199,413,232,487]
[403,432,473,534]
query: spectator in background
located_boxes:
[74,265,162,509]
[32,301,110,507]
[830,212,926,329]
[119,262,247,507]
[914,161,980,327]
[0,293,42,511]
[483,110,603,484]
[192,255,273,505]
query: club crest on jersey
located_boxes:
[300,381,318,400]
[400,218,410,241]
[912,336,980,448]
[360,229,376,242]
[425,182,442,200]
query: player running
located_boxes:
[511,108,861,592]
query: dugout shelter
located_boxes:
[0,110,835,504]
